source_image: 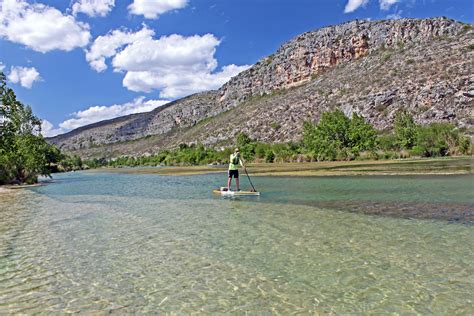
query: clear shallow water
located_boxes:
[0,172,473,314]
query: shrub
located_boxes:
[381,51,393,62]
[303,110,376,160]
[265,150,275,163]
[394,110,417,149]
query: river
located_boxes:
[1,171,473,313]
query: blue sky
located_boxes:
[0,0,472,136]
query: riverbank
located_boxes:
[87,157,473,177]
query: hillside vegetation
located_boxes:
[48,18,474,159]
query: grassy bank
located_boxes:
[88,157,473,177]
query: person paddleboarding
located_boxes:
[227,148,244,191]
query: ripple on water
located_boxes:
[0,173,473,313]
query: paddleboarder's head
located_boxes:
[234,148,239,153]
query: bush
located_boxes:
[303,110,376,160]
[394,110,417,149]
[265,150,275,163]
[409,123,467,157]
[377,133,398,151]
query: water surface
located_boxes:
[0,172,473,313]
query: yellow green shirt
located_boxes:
[229,153,243,170]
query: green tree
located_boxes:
[236,132,255,161]
[411,123,469,157]
[0,73,58,184]
[303,110,351,160]
[394,110,417,149]
[348,113,377,155]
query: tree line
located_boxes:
[94,109,471,168]
[1,70,471,182]
[0,74,82,185]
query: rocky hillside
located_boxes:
[48,17,474,158]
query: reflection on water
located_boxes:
[0,172,473,313]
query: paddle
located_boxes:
[243,164,257,192]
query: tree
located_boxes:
[394,110,417,149]
[0,72,58,184]
[348,113,377,155]
[236,132,255,161]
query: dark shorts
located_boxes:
[228,169,239,178]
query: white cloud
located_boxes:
[41,119,66,137]
[72,0,115,17]
[128,0,188,19]
[112,34,220,73]
[112,33,250,98]
[7,66,41,88]
[0,0,90,53]
[344,0,369,13]
[88,28,250,98]
[86,26,155,72]
[123,64,249,99]
[344,0,402,13]
[386,10,403,19]
[380,0,400,10]
[58,97,169,131]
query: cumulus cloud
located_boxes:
[88,28,250,98]
[7,66,41,88]
[111,33,250,98]
[128,0,188,19]
[344,0,369,13]
[41,119,66,137]
[112,33,220,73]
[85,26,155,72]
[72,0,115,17]
[58,97,169,131]
[123,64,249,99]
[380,0,400,10]
[0,0,90,53]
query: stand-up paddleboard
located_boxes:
[213,187,260,196]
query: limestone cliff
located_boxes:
[48,17,474,158]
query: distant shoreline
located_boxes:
[85,157,473,177]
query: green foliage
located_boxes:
[0,73,83,184]
[348,113,377,155]
[394,110,417,149]
[411,123,470,157]
[0,74,54,184]
[265,150,275,163]
[236,132,255,161]
[377,133,397,151]
[76,109,471,169]
[303,110,376,160]
[381,51,393,62]
[270,122,281,130]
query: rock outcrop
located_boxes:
[47,17,474,158]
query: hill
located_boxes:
[47,17,474,158]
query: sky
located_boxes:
[0,0,472,137]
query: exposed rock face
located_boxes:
[48,17,474,157]
[218,18,464,106]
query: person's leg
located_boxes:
[236,175,240,191]
[227,173,232,190]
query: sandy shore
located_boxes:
[87,157,473,177]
